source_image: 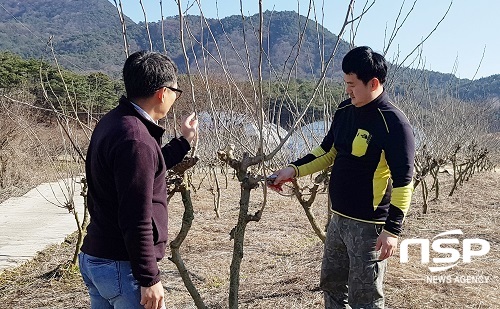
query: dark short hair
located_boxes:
[122,51,178,99]
[342,46,387,85]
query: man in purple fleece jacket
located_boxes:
[79,51,198,309]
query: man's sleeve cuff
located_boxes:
[382,228,400,238]
[138,272,161,287]
[178,136,192,152]
[287,164,299,178]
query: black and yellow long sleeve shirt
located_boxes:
[290,92,415,236]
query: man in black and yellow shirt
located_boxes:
[272,46,415,308]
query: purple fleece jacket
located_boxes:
[81,96,190,287]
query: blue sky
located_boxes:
[111,0,499,79]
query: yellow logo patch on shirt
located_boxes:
[352,129,371,157]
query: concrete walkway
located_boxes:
[0,178,85,273]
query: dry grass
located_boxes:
[0,121,86,204]
[0,169,498,308]
[0,96,90,204]
[385,169,500,308]
[0,235,88,308]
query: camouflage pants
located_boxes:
[320,214,386,309]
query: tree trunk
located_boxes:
[421,179,429,214]
[169,183,207,309]
[71,200,82,265]
[228,183,251,309]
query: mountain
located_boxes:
[145,11,350,80]
[457,74,500,101]
[0,0,498,104]
[0,0,139,74]
[0,0,348,78]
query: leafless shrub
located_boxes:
[0,92,59,199]
[390,61,496,213]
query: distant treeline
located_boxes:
[0,52,347,126]
[2,51,498,132]
[0,52,123,117]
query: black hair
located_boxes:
[342,46,387,85]
[122,51,178,99]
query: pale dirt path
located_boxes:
[0,178,85,272]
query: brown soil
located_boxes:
[0,170,498,308]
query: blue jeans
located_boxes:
[79,252,143,309]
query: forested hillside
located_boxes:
[0,0,134,74]
[0,52,122,115]
[0,0,498,107]
[0,0,349,79]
